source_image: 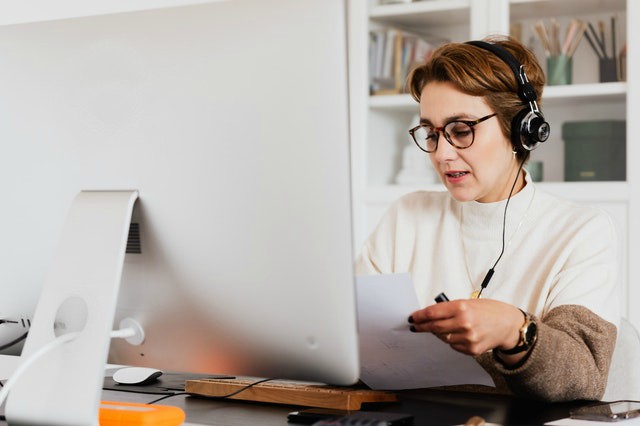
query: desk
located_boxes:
[0,385,590,425]
[104,389,588,425]
[0,371,591,425]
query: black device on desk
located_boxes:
[288,408,413,425]
[571,400,640,422]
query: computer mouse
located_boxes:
[112,367,163,386]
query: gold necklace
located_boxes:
[460,185,536,299]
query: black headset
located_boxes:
[465,40,550,153]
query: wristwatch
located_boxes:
[497,309,537,355]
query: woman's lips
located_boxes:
[444,171,469,183]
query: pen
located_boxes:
[586,22,606,59]
[611,15,617,65]
[409,292,449,326]
[434,292,449,303]
[409,292,449,329]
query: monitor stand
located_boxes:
[5,190,138,425]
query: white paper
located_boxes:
[546,418,640,425]
[356,273,494,390]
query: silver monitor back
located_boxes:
[0,0,358,384]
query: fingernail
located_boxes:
[408,316,414,324]
[410,326,416,332]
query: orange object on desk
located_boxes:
[99,401,185,426]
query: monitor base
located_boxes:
[5,190,138,426]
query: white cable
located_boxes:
[0,332,79,407]
[110,328,135,339]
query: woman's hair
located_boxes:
[408,36,545,162]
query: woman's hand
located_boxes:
[408,298,525,359]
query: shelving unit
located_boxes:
[348,0,638,327]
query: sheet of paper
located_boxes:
[356,273,494,390]
[546,418,640,425]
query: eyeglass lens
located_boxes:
[413,121,474,152]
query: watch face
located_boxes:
[524,321,538,346]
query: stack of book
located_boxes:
[369,28,441,95]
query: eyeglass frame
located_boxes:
[408,112,498,153]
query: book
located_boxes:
[369,27,443,95]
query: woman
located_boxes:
[356,36,620,402]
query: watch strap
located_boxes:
[496,309,536,355]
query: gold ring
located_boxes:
[446,333,452,342]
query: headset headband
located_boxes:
[465,40,538,104]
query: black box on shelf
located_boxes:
[562,120,626,181]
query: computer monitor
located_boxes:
[0,0,358,422]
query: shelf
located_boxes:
[368,82,627,112]
[364,181,628,205]
[369,93,415,112]
[369,0,470,28]
[543,82,627,104]
[510,0,625,20]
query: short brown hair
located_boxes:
[408,36,545,162]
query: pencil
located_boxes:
[598,20,607,58]
[567,20,586,58]
[611,16,617,64]
[586,22,605,59]
[562,20,578,56]
[534,21,552,56]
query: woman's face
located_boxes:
[419,81,521,203]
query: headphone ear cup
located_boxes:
[511,108,551,151]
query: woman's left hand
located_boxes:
[409,298,524,357]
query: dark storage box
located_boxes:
[562,120,626,181]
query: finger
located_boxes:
[411,317,463,334]
[409,301,457,324]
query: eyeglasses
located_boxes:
[408,113,498,153]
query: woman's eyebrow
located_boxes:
[419,114,469,125]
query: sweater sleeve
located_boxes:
[488,305,616,401]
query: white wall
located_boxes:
[0,0,226,26]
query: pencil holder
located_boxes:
[547,55,572,86]
[599,57,617,82]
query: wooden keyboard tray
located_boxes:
[185,378,397,410]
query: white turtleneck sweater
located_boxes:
[356,176,620,401]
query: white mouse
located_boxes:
[112,367,163,386]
